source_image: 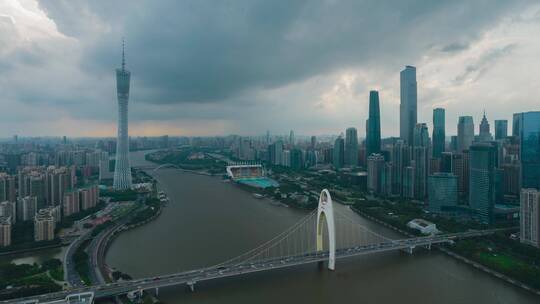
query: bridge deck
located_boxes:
[1,230,497,304]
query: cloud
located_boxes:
[0,0,538,137]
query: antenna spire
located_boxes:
[121,38,126,71]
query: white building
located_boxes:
[407,219,439,235]
[520,188,540,248]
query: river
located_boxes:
[103,151,539,303]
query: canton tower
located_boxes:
[113,40,132,190]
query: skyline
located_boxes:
[1,1,540,138]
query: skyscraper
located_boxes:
[345,128,359,167]
[367,153,385,194]
[519,111,540,190]
[469,142,498,224]
[400,66,417,144]
[428,173,458,213]
[366,90,381,156]
[413,123,429,147]
[289,130,295,146]
[494,120,508,140]
[333,137,345,170]
[457,116,474,153]
[432,108,445,158]
[113,41,132,190]
[478,111,492,142]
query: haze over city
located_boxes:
[2,0,540,137]
[1,1,540,304]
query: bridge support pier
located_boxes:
[187,281,196,292]
[404,246,414,255]
[155,287,159,296]
[425,243,432,250]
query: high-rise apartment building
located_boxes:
[366,91,381,157]
[367,153,385,194]
[432,108,445,158]
[113,41,133,190]
[34,209,55,242]
[520,188,540,248]
[0,217,11,247]
[400,66,417,144]
[16,196,37,222]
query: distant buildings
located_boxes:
[457,116,474,153]
[432,108,445,158]
[366,91,381,157]
[520,188,539,248]
[345,127,359,167]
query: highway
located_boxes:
[1,230,497,304]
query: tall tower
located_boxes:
[113,40,132,190]
[345,127,359,167]
[366,90,381,157]
[432,108,445,158]
[457,116,474,153]
[400,66,417,144]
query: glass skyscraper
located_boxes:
[469,142,498,224]
[400,66,417,145]
[345,127,359,167]
[333,137,345,170]
[113,41,132,190]
[457,116,474,153]
[494,119,508,140]
[432,108,445,158]
[366,90,381,157]
[519,111,540,190]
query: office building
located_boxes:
[432,108,445,158]
[400,66,417,144]
[413,123,429,147]
[478,112,492,142]
[428,173,458,213]
[366,91,381,156]
[113,41,133,190]
[290,149,304,170]
[345,127,359,167]
[469,142,498,224]
[518,111,540,190]
[333,137,345,169]
[457,116,474,153]
[495,120,508,140]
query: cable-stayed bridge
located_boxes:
[4,190,500,304]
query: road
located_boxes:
[63,230,92,288]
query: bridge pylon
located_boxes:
[316,189,336,270]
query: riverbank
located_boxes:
[350,205,540,296]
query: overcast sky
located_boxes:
[1,0,539,138]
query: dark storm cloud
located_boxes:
[37,0,528,105]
